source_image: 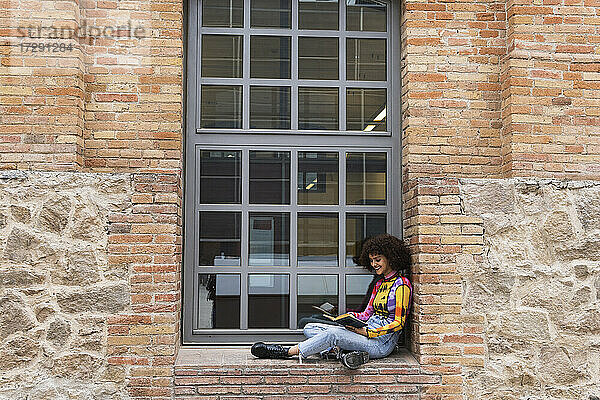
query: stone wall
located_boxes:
[0,170,132,400]
[459,178,600,399]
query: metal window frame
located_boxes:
[183,0,401,345]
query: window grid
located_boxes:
[192,146,392,334]
[185,0,400,344]
[196,0,391,134]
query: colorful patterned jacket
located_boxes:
[349,272,412,338]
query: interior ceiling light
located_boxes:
[362,107,386,132]
[305,177,318,190]
[373,107,386,122]
[363,124,376,132]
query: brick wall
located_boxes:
[82,0,183,172]
[1,0,85,170]
[401,0,506,179]
[402,178,486,399]
[501,0,600,178]
[174,356,440,400]
[2,0,600,399]
[0,0,184,172]
[107,173,182,400]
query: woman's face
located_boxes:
[369,254,392,276]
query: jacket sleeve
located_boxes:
[349,282,379,321]
[366,283,411,338]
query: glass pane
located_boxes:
[346,152,386,205]
[201,85,242,129]
[199,212,241,266]
[298,213,338,266]
[199,150,241,204]
[251,36,291,79]
[202,0,243,28]
[250,86,291,129]
[346,275,375,312]
[249,213,290,266]
[201,35,243,78]
[346,88,386,131]
[346,38,386,81]
[248,274,290,328]
[251,0,291,28]
[198,274,240,329]
[250,151,291,204]
[346,213,386,266]
[298,87,338,130]
[346,0,386,32]
[298,37,339,80]
[299,0,339,30]
[298,152,339,205]
[298,275,338,325]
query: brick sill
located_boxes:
[173,347,439,399]
[175,346,418,369]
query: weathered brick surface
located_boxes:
[0,0,183,172]
[0,0,85,170]
[2,0,600,399]
[501,0,600,178]
[107,173,182,400]
[402,178,486,399]
[174,361,439,399]
[82,0,183,172]
[401,0,506,179]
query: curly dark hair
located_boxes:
[353,234,411,274]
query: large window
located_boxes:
[184,0,400,344]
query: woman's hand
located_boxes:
[345,326,368,337]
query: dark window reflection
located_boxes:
[346,213,386,266]
[346,88,386,132]
[298,213,339,266]
[346,38,386,81]
[298,37,339,80]
[202,0,244,28]
[250,86,291,129]
[201,85,242,129]
[251,36,291,79]
[299,0,339,30]
[249,213,290,266]
[297,275,338,324]
[250,151,291,204]
[201,35,243,78]
[198,274,240,329]
[346,274,374,312]
[199,212,241,266]
[199,150,241,204]
[248,274,290,328]
[298,87,339,130]
[298,152,339,205]
[346,0,387,32]
[346,152,386,205]
[251,0,291,28]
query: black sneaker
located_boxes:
[340,350,369,369]
[319,348,340,360]
[251,342,290,359]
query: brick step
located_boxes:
[173,348,440,399]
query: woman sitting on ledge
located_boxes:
[251,234,412,369]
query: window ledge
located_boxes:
[175,346,418,368]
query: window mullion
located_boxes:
[240,147,250,330]
[243,4,251,131]
[289,148,298,329]
[338,148,347,313]
[340,0,347,131]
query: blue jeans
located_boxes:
[297,319,399,359]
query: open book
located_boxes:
[321,313,367,329]
[311,302,337,316]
